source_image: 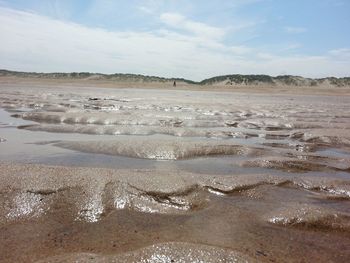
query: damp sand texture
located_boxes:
[0,83,350,262]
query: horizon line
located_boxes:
[1,69,349,83]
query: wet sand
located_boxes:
[0,81,350,262]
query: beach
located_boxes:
[1,80,350,262]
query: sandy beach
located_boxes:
[1,79,350,262]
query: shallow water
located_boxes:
[1,83,350,262]
[1,108,349,179]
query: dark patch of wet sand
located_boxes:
[1,163,350,262]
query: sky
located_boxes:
[0,0,349,80]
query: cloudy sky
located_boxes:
[0,0,349,80]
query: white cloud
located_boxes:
[257,52,276,60]
[0,7,232,80]
[285,26,307,34]
[230,45,252,55]
[137,0,165,14]
[85,0,124,21]
[282,43,302,51]
[137,5,154,14]
[329,48,350,59]
[0,7,349,80]
[160,12,226,40]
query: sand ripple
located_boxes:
[2,163,350,224]
[54,138,264,160]
[267,203,350,231]
[36,242,256,263]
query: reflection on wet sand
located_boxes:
[0,84,350,262]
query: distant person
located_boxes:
[173,80,176,87]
